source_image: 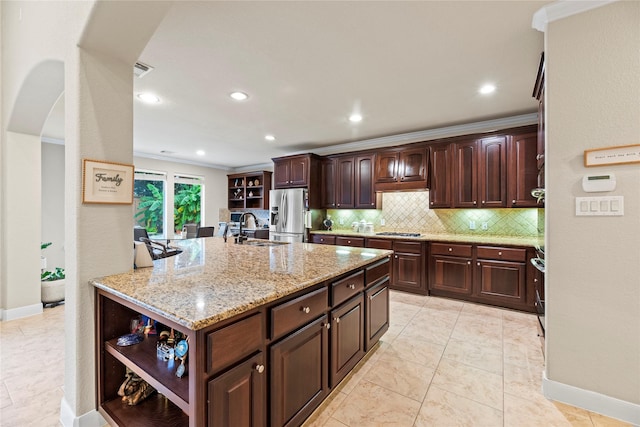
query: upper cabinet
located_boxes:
[452,139,480,208]
[273,154,319,188]
[374,147,428,192]
[322,153,378,209]
[478,136,507,209]
[507,132,539,207]
[428,143,452,208]
[228,171,272,210]
[532,52,546,194]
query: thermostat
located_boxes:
[582,173,616,192]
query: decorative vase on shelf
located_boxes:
[254,179,259,186]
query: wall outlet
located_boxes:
[469,220,476,230]
[380,218,385,226]
[482,222,488,230]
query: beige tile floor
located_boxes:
[0,294,632,427]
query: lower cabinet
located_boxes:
[270,315,330,427]
[429,243,473,296]
[365,278,390,351]
[330,295,365,387]
[208,352,266,427]
[475,246,527,310]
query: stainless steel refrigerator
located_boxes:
[269,188,310,242]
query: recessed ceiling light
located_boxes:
[136,92,160,103]
[265,135,276,142]
[196,150,205,156]
[230,91,249,101]
[349,114,363,123]
[479,84,496,95]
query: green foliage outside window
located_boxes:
[134,182,164,234]
[174,184,201,231]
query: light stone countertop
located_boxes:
[311,229,543,247]
[91,238,392,331]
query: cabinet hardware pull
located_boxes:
[448,248,452,252]
[348,284,356,289]
[430,201,434,205]
[334,317,340,323]
[498,251,502,256]
[473,201,477,205]
[337,204,341,207]
[301,306,311,314]
[323,323,331,330]
[394,255,398,258]
[347,240,351,243]
[254,364,265,374]
[477,262,480,266]
[482,200,485,204]
[512,200,516,205]
[534,278,538,282]
[467,261,471,265]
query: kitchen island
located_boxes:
[92,237,392,427]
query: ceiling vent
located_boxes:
[134,62,154,78]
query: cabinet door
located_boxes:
[429,255,473,295]
[335,156,355,208]
[355,154,376,208]
[208,352,266,427]
[330,295,365,387]
[374,151,399,184]
[479,136,507,208]
[365,278,389,351]
[320,158,336,208]
[429,143,452,208]
[398,147,427,183]
[270,315,329,427]
[393,252,422,292]
[508,133,539,208]
[453,140,478,208]
[475,260,526,306]
[273,160,291,188]
[289,157,309,187]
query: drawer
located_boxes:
[430,242,472,257]
[336,236,365,247]
[393,240,422,254]
[332,270,364,306]
[271,287,328,340]
[207,312,264,374]
[365,257,391,287]
[477,246,526,262]
[365,238,393,250]
[311,234,336,245]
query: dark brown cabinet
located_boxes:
[330,295,365,387]
[429,243,473,296]
[273,155,310,188]
[392,241,426,295]
[208,352,266,427]
[452,140,479,208]
[365,278,389,351]
[428,143,452,208]
[228,171,272,211]
[507,132,539,207]
[335,156,355,209]
[335,236,365,247]
[475,246,527,309]
[533,52,546,198]
[270,315,329,427]
[323,154,377,209]
[478,136,507,208]
[310,234,336,245]
[374,147,428,191]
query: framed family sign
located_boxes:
[584,144,640,167]
[82,159,134,204]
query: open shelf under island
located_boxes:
[92,237,392,427]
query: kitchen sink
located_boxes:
[242,240,290,247]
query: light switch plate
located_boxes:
[576,196,624,216]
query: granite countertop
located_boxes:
[310,229,543,247]
[91,238,391,331]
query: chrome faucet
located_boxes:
[236,212,259,244]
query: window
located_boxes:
[134,170,166,238]
[173,174,204,233]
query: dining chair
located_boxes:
[183,223,198,239]
[196,226,215,237]
[134,227,150,242]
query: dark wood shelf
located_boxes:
[101,393,188,427]
[105,337,189,411]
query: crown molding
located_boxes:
[133,151,232,171]
[532,0,618,32]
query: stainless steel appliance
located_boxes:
[269,188,309,242]
[531,244,545,344]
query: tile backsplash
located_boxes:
[325,191,542,237]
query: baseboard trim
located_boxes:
[0,303,43,321]
[60,397,107,427]
[543,371,640,426]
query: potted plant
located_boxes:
[41,243,65,306]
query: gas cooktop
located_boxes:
[375,232,422,237]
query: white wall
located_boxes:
[42,142,65,270]
[133,156,229,232]
[545,0,640,418]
